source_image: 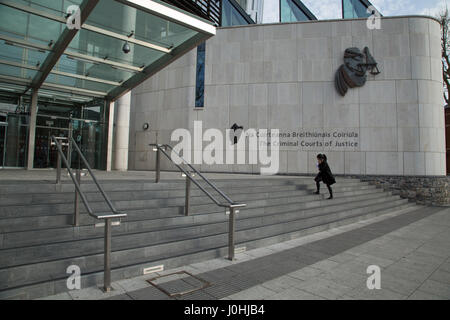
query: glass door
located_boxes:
[71,119,99,169]
[35,114,71,169]
[3,114,29,168]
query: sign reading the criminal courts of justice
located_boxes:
[252,130,360,150]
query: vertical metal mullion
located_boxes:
[56,151,61,184]
[155,147,161,183]
[185,175,191,216]
[103,218,112,292]
[74,169,81,226]
[228,207,235,261]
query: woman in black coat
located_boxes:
[314,154,336,199]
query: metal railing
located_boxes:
[150,143,246,261]
[52,136,127,292]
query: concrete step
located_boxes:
[0,194,404,269]
[0,177,364,195]
[0,188,390,248]
[0,173,422,300]
[0,200,417,297]
[0,184,304,206]
[0,186,384,233]
[0,182,374,218]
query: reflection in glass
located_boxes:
[4,114,28,167]
[195,42,206,108]
[280,0,310,22]
[222,0,254,26]
[342,0,372,19]
[0,102,29,168]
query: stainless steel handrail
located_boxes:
[51,135,127,292]
[150,143,246,260]
[165,144,236,205]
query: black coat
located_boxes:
[315,161,336,185]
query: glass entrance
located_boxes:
[0,94,108,170]
[0,112,29,168]
[34,114,105,169]
[35,115,71,169]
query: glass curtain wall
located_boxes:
[33,98,107,170]
[0,101,29,168]
[194,0,253,107]
[280,0,311,22]
[195,42,206,108]
[0,93,108,170]
[342,0,372,19]
[222,0,254,26]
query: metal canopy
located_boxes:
[0,0,216,103]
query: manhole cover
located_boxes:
[147,271,211,298]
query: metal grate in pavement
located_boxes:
[147,271,211,298]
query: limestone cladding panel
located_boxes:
[129,17,444,176]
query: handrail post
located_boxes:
[228,207,236,261]
[74,169,81,227]
[103,218,112,292]
[155,147,161,183]
[56,151,61,184]
[185,175,191,216]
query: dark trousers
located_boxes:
[316,180,333,196]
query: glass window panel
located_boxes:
[0,38,49,68]
[86,0,197,49]
[0,6,30,38]
[38,88,94,103]
[68,29,167,67]
[280,0,310,22]
[45,72,114,93]
[56,55,133,83]
[0,64,38,80]
[343,0,371,19]
[195,42,206,108]
[235,0,248,10]
[222,0,251,26]
[1,0,213,102]
[0,4,62,44]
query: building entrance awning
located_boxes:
[0,0,216,103]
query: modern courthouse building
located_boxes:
[0,0,445,175]
[0,0,447,300]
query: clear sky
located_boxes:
[301,0,450,19]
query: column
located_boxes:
[106,101,114,171]
[113,92,131,171]
[111,6,135,171]
[26,89,38,170]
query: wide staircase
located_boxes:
[0,171,419,299]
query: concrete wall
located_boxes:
[129,16,446,176]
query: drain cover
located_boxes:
[147,271,211,298]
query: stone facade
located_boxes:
[354,175,450,206]
[128,16,445,176]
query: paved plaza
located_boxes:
[39,205,450,300]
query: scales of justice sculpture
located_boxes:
[335,47,381,96]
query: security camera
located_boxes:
[122,41,131,54]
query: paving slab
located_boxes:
[268,287,325,300]
[227,285,277,300]
[35,204,448,301]
[417,279,450,299]
[408,290,448,300]
[293,277,354,300]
